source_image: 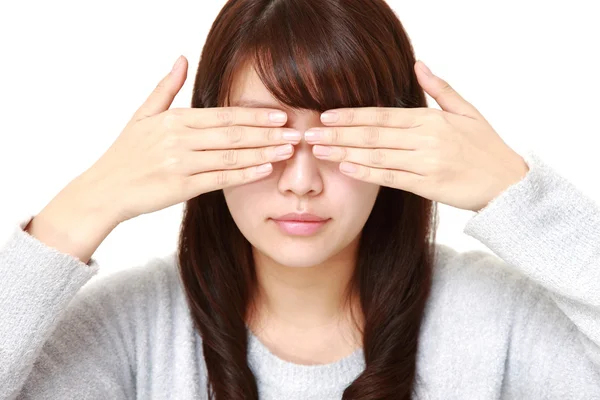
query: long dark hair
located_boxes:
[177,0,438,398]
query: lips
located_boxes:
[271,213,331,236]
[274,213,328,222]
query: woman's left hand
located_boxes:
[305,61,530,213]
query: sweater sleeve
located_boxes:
[0,216,134,400]
[462,151,600,397]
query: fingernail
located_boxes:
[171,56,183,74]
[256,163,273,174]
[305,128,323,142]
[321,112,339,123]
[282,130,301,141]
[269,112,287,123]
[313,145,332,157]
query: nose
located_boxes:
[277,138,324,198]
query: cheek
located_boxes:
[224,175,272,199]
[324,169,380,205]
[223,180,273,221]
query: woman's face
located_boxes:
[223,64,380,268]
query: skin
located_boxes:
[222,60,529,365]
[223,64,380,364]
[306,61,530,213]
[28,54,528,365]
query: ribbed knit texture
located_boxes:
[1,151,599,399]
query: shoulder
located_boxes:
[431,242,533,296]
[426,243,548,329]
[426,243,573,352]
[65,252,188,332]
[77,252,183,304]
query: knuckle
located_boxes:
[229,107,238,124]
[440,80,453,94]
[370,148,385,165]
[363,126,380,145]
[238,167,250,182]
[256,147,269,163]
[339,147,348,161]
[226,125,243,143]
[254,109,264,124]
[217,108,234,125]
[382,169,395,185]
[331,127,342,143]
[343,110,355,125]
[215,170,229,187]
[360,166,372,180]
[162,113,179,130]
[222,149,238,166]
[264,127,277,141]
[376,109,391,125]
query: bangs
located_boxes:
[220,0,395,112]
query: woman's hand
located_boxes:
[306,61,530,213]
[82,56,300,223]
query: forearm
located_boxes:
[0,216,101,398]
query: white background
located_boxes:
[0,0,598,276]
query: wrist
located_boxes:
[28,177,122,264]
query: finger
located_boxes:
[181,144,294,174]
[182,163,274,197]
[414,61,483,120]
[304,125,424,149]
[175,106,289,129]
[181,125,302,150]
[313,146,427,175]
[338,162,424,192]
[318,107,429,128]
[132,56,188,122]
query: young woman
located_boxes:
[1,0,599,399]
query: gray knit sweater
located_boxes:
[1,151,599,399]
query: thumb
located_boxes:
[131,55,188,122]
[414,60,483,120]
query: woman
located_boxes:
[1,0,599,399]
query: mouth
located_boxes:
[270,213,331,236]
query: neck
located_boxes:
[247,236,363,335]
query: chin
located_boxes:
[253,238,335,268]
[245,219,358,268]
[268,251,332,268]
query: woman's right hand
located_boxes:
[84,55,300,224]
[26,56,300,264]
